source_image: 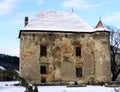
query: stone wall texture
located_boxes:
[19,31,111,84]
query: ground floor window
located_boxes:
[76,67,82,77]
[40,65,46,74]
[41,78,46,83]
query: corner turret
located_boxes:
[93,20,111,83]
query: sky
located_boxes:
[0,0,120,56]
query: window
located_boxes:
[76,47,81,56]
[41,78,46,83]
[76,67,82,77]
[40,45,47,56]
[40,65,46,74]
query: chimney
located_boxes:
[24,16,29,27]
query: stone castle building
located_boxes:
[19,11,111,84]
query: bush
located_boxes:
[18,76,28,87]
[28,85,33,92]
[3,70,19,81]
[25,84,33,92]
[33,85,38,92]
[77,80,84,85]
[24,84,38,92]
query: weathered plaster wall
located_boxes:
[93,32,111,82]
[20,31,111,83]
[20,33,40,83]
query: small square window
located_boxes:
[76,47,81,56]
[40,45,47,56]
[76,67,82,77]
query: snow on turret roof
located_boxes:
[23,10,94,32]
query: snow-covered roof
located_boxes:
[94,27,110,31]
[22,10,94,32]
[0,66,6,71]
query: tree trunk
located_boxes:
[111,47,118,81]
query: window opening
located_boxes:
[76,47,81,56]
[40,45,47,56]
[40,65,46,74]
[41,78,46,83]
[76,67,82,77]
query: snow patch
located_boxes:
[94,27,110,31]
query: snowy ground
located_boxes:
[0,81,25,92]
[0,81,118,92]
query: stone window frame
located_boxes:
[40,45,47,57]
[76,67,82,77]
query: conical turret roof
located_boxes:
[95,20,109,31]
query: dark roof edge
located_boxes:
[18,30,110,38]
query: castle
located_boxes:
[19,11,111,84]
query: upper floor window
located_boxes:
[40,45,47,56]
[76,47,81,56]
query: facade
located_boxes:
[19,11,111,84]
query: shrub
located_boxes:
[18,76,28,87]
[33,85,38,92]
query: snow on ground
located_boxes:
[0,81,25,92]
[0,81,118,92]
[38,86,115,92]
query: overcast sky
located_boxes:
[0,0,120,56]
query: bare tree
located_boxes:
[107,25,120,81]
